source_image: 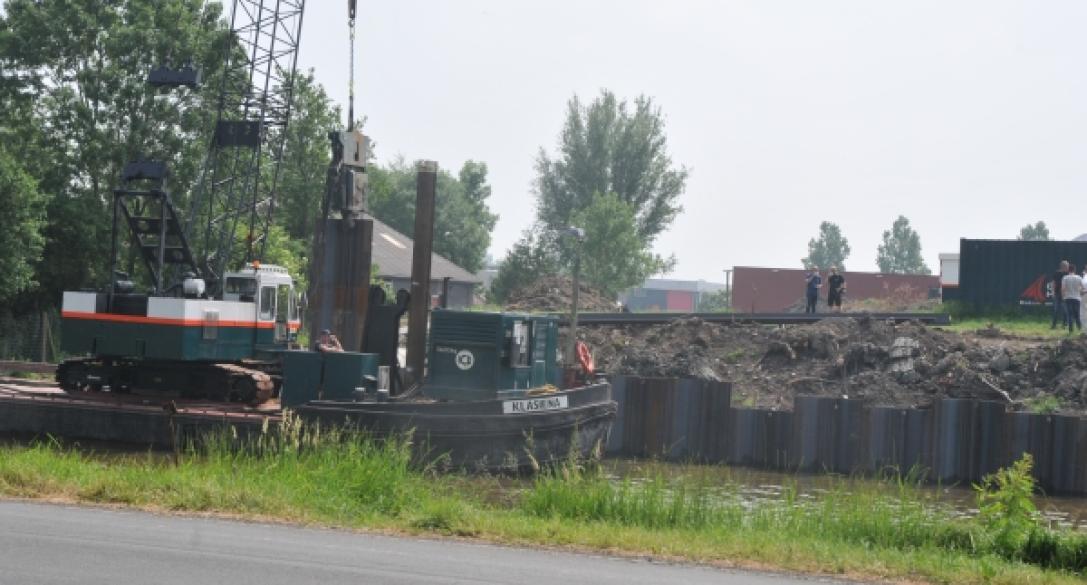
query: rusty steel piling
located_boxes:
[404,161,437,390]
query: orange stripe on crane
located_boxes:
[61,311,275,329]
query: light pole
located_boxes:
[561,227,586,369]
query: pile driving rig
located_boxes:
[57,1,308,403]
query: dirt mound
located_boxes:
[577,317,1087,413]
[505,276,616,313]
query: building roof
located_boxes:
[368,214,480,284]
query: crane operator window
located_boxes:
[259,286,276,320]
[225,277,257,302]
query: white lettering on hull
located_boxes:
[502,395,569,415]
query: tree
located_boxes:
[0,0,231,297]
[368,158,498,273]
[495,90,686,301]
[275,69,342,241]
[534,90,686,244]
[801,221,851,271]
[698,288,731,312]
[572,193,672,296]
[876,215,931,274]
[489,230,560,303]
[1018,221,1051,241]
[0,145,46,300]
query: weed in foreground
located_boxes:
[524,454,1087,574]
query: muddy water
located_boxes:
[601,459,1087,531]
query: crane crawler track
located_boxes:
[56,358,275,405]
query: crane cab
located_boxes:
[221,263,300,347]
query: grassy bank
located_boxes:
[942,318,1068,339]
[0,429,1084,584]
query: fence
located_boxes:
[606,376,1087,495]
[0,310,59,363]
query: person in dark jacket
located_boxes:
[804,268,822,314]
[826,266,846,313]
[1052,260,1070,329]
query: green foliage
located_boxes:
[974,454,1041,556]
[572,193,672,296]
[1018,221,1051,241]
[489,229,560,303]
[511,90,685,294]
[0,0,230,295]
[368,158,498,273]
[534,90,686,242]
[698,288,731,312]
[276,70,342,241]
[1020,526,1087,574]
[1025,395,1064,414]
[876,215,931,274]
[260,224,309,293]
[3,436,1087,581]
[0,145,46,300]
[801,221,850,271]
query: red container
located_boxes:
[731,266,939,312]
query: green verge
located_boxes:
[0,429,1084,585]
[942,318,1068,339]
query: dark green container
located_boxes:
[280,351,379,407]
[424,310,559,401]
[322,351,379,400]
[280,350,323,407]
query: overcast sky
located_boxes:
[295,0,1087,282]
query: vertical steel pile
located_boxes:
[404,161,437,390]
[608,377,732,461]
[607,375,1087,495]
[308,218,373,351]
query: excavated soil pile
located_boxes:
[505,276,617,313]
[577,317,1087,413]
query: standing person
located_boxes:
[1052,260,1069,329]
[1062,264,1083,333]
[804,267,822,314]
[1080,266,1087,329]
[826,266,846,313]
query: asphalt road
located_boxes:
[0,501,850,584]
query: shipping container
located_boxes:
[957,239,1087,309]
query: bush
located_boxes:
[974,454,1041,556]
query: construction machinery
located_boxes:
[57,0,308,402]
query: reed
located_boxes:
[522,456,1087,574]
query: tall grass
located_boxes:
[0,415,430,523]
[523,456,1087,574]
[2,426,1085,582]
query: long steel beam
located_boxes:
[556,312,952,326]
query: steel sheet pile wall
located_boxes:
[608,377,731,462]
[729,408,792,469]
[608,377,1087,495]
